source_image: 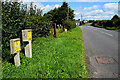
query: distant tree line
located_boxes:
[90,15,120,30]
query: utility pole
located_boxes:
[81,14,83,21]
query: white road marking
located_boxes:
[101,31,113,37]
[87,26,113,37]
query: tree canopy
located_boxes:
[111,15,119,20]
[44,2,75,25]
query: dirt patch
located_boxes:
[113,73,120,78]
[95,56,116,64]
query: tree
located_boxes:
[111,15,119,20]
[44,2,75,26]
[30,2,34,16]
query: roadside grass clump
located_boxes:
[2,28,89,78]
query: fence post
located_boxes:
[10,38,21,67]
[22,29,32,58]
[54,23,57,38]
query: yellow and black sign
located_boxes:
[28,31,32,40]
[14,40,20,53]
[22,29,32,41]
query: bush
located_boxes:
[102,20,113,28]
[91,21,97,26]
[63,20,76,30]
[2,1,52,61]
[26,16,52,37]
[91,15,120,30]
[2,1,27,60]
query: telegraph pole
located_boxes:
[81,14,83,21]
[67,6,69,20]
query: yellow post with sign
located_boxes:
[65,29,67,32]
[10,38,21,67]
[22,29,32,58]
[28,31,32,40]
[14,40,20,53]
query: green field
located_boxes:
[2,28,89,78]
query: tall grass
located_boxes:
[2,28,89,78]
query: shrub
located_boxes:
[63,20,76,30]
[103,20,113,27]
[2,1,52,60]
[91,21,97,26]
[2,1,27,60]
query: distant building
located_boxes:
[75,19,80,25]
[83,20,88,23]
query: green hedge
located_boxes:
[91,19,120,30]
[2,1,52,60]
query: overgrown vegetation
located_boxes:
[2,28,89,78]
[64,20,76,30]
[2,1,76,61]
[2,1,52,60]
[91,15,120,30]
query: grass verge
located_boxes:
[2,28,89,78]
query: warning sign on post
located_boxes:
[28,31,32,40]
[22,29,32,41]
[14,40,20,53]
[10,38,21,67]
[10,38,21,54]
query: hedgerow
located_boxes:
[2,1,52,60]
[91,15,120,30]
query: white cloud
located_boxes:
[42,4,60,12]
[21,0,119,2]
[103,3,118,13]
[84,5,100,10]
[74,12,79,15]
[81,15,112,20]
[74,3,118,20]
[84,9,103,16]
[78,0,99,2]
[25,2,60,12]
[2,0,119,2]
[54,4,60,8]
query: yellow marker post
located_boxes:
[14,40,20,53]
[22,29,32,58]
[65,29,67,32]
[10,38,21,67]
[28,31,32,40]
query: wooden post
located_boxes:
[14,52,20,67]
[22,29,32,58]
[25,44,29,57]
[54,23,57,38]
[25,40,32,58]
[29,40,32,58]
[10,38,21,67]
[52,25,54,36]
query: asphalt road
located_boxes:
[80,24,119,78]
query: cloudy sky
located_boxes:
[22,0,120,20]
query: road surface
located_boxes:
[80,24,119,78]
